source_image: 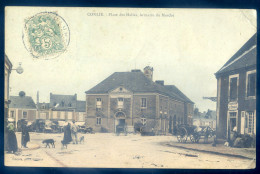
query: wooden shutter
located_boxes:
[241,111,245,134]
[245,112,248,134]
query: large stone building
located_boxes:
[215,34,256,139]
[85,66,194,134]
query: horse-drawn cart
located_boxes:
[176,124,215,143]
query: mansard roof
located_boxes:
[86,71,193,103]
[215,33,256,77]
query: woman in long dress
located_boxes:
[7,122,18,153]
[63,123,72,144]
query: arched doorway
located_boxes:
[114,111,126,133]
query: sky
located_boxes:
[5,7,256,112]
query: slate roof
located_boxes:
[164,85,193,104]
[10,96,36,109]
[50,93,77,110]
[76,101,86,112]
[86,71,193,103]
[215,33,256,76]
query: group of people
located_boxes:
[6,121,30,154]
[63,121,79,145]
[6,120,79,153]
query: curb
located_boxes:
[164,143,254,160]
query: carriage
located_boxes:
[176,124,215,143]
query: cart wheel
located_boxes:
[190,135,196,143]
[177,127,188,143]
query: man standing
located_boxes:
[21,121,30,148]
[71,121,78,144]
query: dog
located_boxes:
[61,140,68,149]
[79,136,84,144]
[42,139,55,148]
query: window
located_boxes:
[68,103,72,107]
[141,98,147,108]
[247,71,256,97]
[118,98,124,109]
[96,117,101,125]
[22,111,27,119]
[61,101,65,107]
[119,87,123,91]
[141,118,146,125]
[41,105,45,109]
[10,111,14,118]
[96,98,102,109]
[247,112,255,134]
[229,76,238,101]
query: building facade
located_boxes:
[9,91,37,127]
[37,93,86,122]
[4,54,12,122]
[85,66,194,134]
[215,34,256,139]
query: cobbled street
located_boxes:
[5,132,254,169]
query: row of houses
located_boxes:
[8,92,86,128]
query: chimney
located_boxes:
[155,80,164,86]
[143,66,153,81]
[131,69,141,72]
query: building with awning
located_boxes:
[215,33,256,139]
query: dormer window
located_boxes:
[61,101,65,107]
[119,87,123,91]
[118,98,124,109]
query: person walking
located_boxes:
[7,122,18,153]
[63,123,72,144]
[21,121,30,148]
[71,121,78,144]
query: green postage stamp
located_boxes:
[23,12,70,59]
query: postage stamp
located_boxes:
[23,12,70,59]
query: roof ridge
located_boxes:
[217,45,256,73]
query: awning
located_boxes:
[8,118,15,122]
[58,121,66,127]
[75,122,85,126]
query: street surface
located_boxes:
[5,132,254,169]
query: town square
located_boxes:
[4,7,256,169]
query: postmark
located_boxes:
[23,12,70,59]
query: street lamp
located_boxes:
[12,62,24,74]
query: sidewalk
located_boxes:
[163,140,256,160]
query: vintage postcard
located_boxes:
[4,7,256,168]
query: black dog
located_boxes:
[42,139,55,148]
[61,140,68,149]
[79,136,84,144]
